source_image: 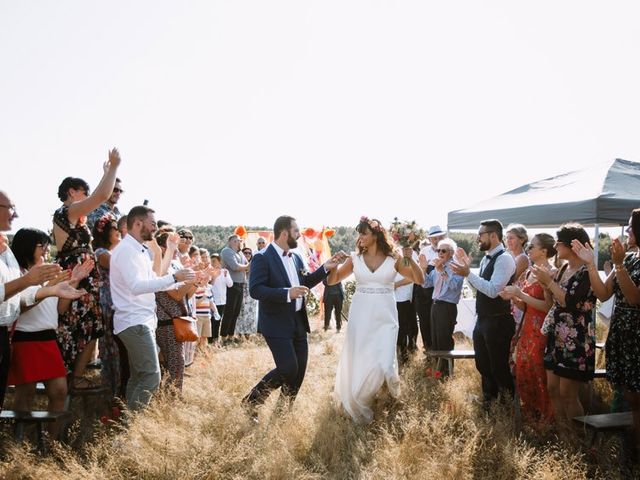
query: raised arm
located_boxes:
[394,247,425,285]
[327,256,354,286]
[67,148,121,223]
[610,238,640,306]
[572,240,614,301]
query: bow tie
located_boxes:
[282,251,292,257]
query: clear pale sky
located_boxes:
[2,1,639,234]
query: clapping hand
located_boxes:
[531,264,552,287]
[51,281,87,300]
[70,258,95,286]
[167,232,180,252]
[499,285,521,300]
[46,269,72,287]
[174,268,196,283]
[450,247,471,277]
[24,263,63,286]
[611,238,626,266]
[571,239,595,265]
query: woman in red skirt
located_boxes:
[9,228,92,434]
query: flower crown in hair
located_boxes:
[95,214,115,234]
[360,216,382,232]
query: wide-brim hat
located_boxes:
[427,225,446,237]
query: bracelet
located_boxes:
[614,264,625,272]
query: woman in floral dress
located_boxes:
[52,149,121,390]
[500,233,556,424]
[535,223,596,425]
[235,247,258,337]
[573,209,640,458]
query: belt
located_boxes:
[434,300,456,305]
[356,286,393,295]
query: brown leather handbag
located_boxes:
[172,316,199,342]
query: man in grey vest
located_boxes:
[451,219,516,404]
[220,234,249,342]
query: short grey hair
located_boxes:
[437,238,457,252]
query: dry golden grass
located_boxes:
[0,327,628,479]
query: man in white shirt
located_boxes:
[110,206,195,411]
[0,191,84,409]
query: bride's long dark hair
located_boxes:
[355,217,397,258]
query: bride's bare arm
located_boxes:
[327,256,353,285]
[395,254,425,285]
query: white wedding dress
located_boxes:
[334,253,400,424]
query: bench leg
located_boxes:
[449,359,454,377]
[13,421,25,442]
[36,421,46,454]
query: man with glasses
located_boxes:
[427,238,464,376]
[0,190,85,409]
[416,225,447,354]
[451,219,516,405]
[87,177,124,230]
[110,205,196,411]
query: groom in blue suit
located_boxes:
[243,215,344,418]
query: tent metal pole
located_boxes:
[594,223,600,268]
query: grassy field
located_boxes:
[0,325,628,479]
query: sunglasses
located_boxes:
[180,235,193,240]
[437,249,452,254]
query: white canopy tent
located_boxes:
[447,158,640,265]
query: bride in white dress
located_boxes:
[327,217,425,424]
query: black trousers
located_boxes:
[245,312,308,404]
[209,304,225,343]
[220,283,244,337]
[414,286,433,351]
[323,295,343,330]
[0,326,10,410]
[430,301,457,375]
[396,301,416,362]
[472,314,515,402]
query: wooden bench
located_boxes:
[573,411,633,446]
[0,410,71,454]
[5,382,47,395]
[425,349,475,377]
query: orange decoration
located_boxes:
[324,228,335,238]
[302,227,317,238]
[234,225,247,238]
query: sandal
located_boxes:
[71,375,102,391]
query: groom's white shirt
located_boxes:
[271,243,302,311]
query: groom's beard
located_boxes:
[287,236,298,249]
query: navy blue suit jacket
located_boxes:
[249,244,328,337]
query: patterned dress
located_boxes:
[53,205,104,372]
[543,265,596,382]
[514,278,552,422]
[235,273,258,335]
[605,253,640,392]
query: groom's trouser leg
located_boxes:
[287,318,308,399]
[246,336,300,404]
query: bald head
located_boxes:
[0,191,17,232]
